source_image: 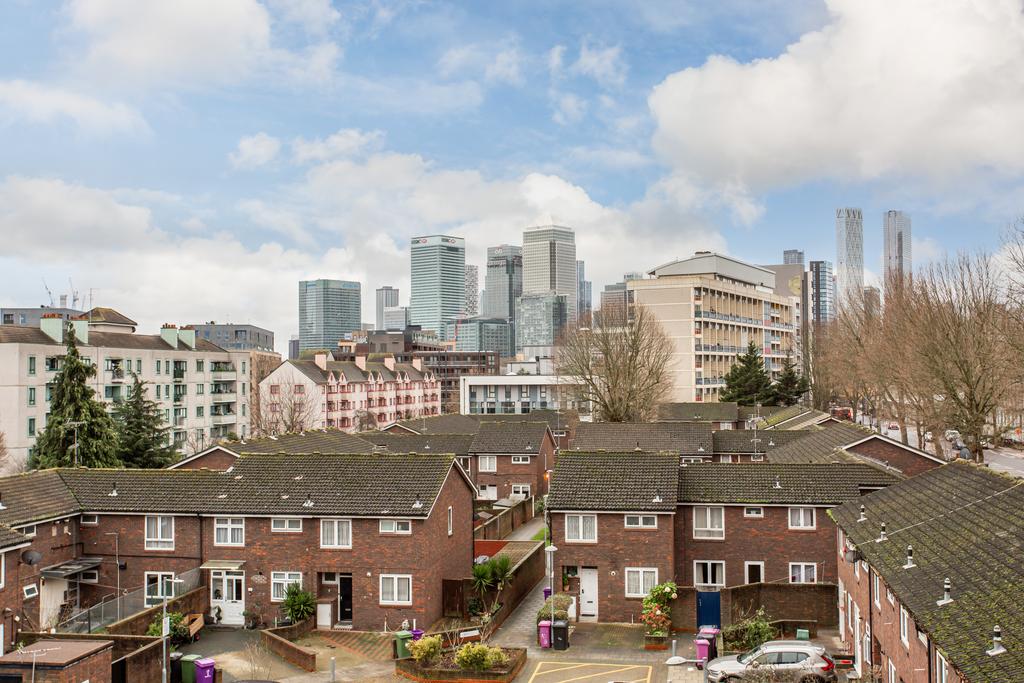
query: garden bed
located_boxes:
[395,647,526,683]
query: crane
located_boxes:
[68,278,80,309]
[41,278,54,306]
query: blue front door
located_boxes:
[697,591,721,629]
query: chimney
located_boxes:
[412,357,423,371]
[314,353,328,371]
[355,355,367,371]
[178,326,196,349]
[160,324,178,348]
[383,356,396,371]
[40,314,64,343]
[71,320,89,343]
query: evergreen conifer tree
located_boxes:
[720,341,775,405]
[770,355,810,406]
[30,326,121,469]
[113,374,176,468]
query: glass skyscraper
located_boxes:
[482,244,522,320]
[522,224,577,323]
[298,279,361,351]
[809,260,835,324]
[835,207,864,309]
[883,210,912,286]
[409,235,465,334]
[375,286,399,330]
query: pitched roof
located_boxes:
[73,307,137,326]
[391,414,485,435]
[772,409,832,430]
[0,525,30,551]
[548,452,679,512]
[762,405,809,427]
[0,470,83,527]
[765,423,871,464]
[677,463,899,504]
[832,463,1024,682]
[712,429,812,454]
[486,410,574,431]
[657,402,739,422]
[222,430,375,455]
[571,422,713,455]
[358,432,476,457]
[0,327,228,352]
[470,421,550,453]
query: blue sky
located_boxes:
[2,0,1021,352]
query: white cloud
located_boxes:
[0,79,147,134]
[437,39,524,86]
[572,40,627,88]
[912,236,944,265]
[230,132,282,169]
[547,45,566,77]
[292,128,383,163]
[569,146,652,170]
[552,93,587,125]
[649,0,1024,199]
[485,46,523,85]
[267,0,341,34]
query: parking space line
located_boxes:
[533,663,591,675]
[550,665,648,683]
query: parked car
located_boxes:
[888,422,899,430]
[705,640,837,682]
[925,431,934,442]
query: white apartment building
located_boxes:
[459,374,588,416]
[628,252,796,402]
[0,308,251,471]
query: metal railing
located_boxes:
[57,567,202,634]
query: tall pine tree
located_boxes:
[720,341,776,405]
[113,374,176,468]
[31,326,121,469]
[770,355,810,406]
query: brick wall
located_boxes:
[723,583,838,629]
[261,629,317,671]
[473,498,535,540]
[7,517,82,630]
[848,438,942,478]
[0,642,112,683]
[105,586,207,635]
[172,447,238,470]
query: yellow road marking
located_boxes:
[527,661,653,683]
[534,663,591,675]
[546,665,649,683]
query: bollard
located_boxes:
[330,656,336,682]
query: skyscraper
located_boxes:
[783,249,805,265]
[515,293,568,353]
[808,261,835,324]
[464,265,479,316]
[576,260,592,322]
[883,210,912,286]
[375,286,399,330]
[522,224,577,322]
[298,279,361,350]
[409,235,466,334]
[482,244,523,320]
[863,286,881,318]
[835,207,864,309]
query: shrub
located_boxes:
[722,607,777,651]
[640,581,678,636]
[536,593,573,624]
[282,583,316,623]
[146,611,190,647]
[454,643,507,672]
[408,635,442,665]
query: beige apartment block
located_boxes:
[629,252,796,402]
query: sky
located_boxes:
[2,0,1023,354]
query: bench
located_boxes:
[186,613,205,641]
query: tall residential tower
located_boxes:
[409,235,466,334]
[482,244,523,321]
[883,210,912,286]
[375,286,399,330]
[464,265,479,316]
[576,260,592,322]
[835,207,864,309]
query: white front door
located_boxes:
[211,571,245,626]
[579,568,598,619]
[40,578,69,629]
[316,602,332,629]
[854,604,862,676]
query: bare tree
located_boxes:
[556,304,672,422]
[252,378,319,435]
[0,428,9,470]
[248,352,283,435]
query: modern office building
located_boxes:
[0,309,251,470]
[783,249,805,265]
[628,252,796,402]
[576,260,592,322]
[835,207,864,309]
[863,285,881,318]
[1,305,84,327]
[515,293,568,355]
[481,244,523,321]
[809,260,836,324]
[298,279,361,351]
[599,282,630,319]
[189,323,274,352]
[383,306,409,331]
[288,335,300,360]
[522,224,577,322]
[464,265,479,317]
[444,317,513,357]
[883,210,912,286]
[375,286,399,330]
[409,235,466,334]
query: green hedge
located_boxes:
[536,593,574,624]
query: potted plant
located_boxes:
[640,581,677,650]
[211,605,223,624]
[242,604,263,630]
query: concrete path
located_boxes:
[490,578,548,649]
[506,515,545,541]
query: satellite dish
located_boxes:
[21,550,42,566]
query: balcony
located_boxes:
[108,367,126,383]
[174,416,186,427]
[211,413,236,426]
[211,392,237,403]
[172,393,185,405]
[173,370,186,382]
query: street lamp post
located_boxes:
[545,544,558,630]
[66,420,85,466]
[161,578,186,683]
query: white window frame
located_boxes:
[214,517,245,547]
[457,456,472,473]
[19,524,37,538]
[873,573,881,608]
[0,554,4,589]
[511,455,531,464]
[271,517,303,533]
[23,583,38,599]
[478,455,497,472]
[693,560,725,588]
[624,514,658,529]
[788,507,816,530]
[271,571,303,602]
[719,454,734,463]
[936,652,948,683]
[79,569,99,583]
[624,567,658,598]
[789,562,817,584]
[743,507,764,518]
[887,588,895,605]
[744,561,765,584]
[693,506,725,539]
[888,659,897,683]
[900,606,909,647]
[379,574,412,605]
[81,514,99,526]
[447,506,453,536]
[565,514,598,543]
[320,519,353,549]
[379,519,412,535]
[145,516,175,551]
[144,571,175,607]
[751,453,764,462]
[510,484,531,497]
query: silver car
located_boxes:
[705,640,838,682]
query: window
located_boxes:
[887,588,895,605]
[19,524,37,538]
[23,584,38,599]
[720,454,734,463]
[196,360,204,372]
[511,455,530,464]
[196,384,204,395]
[788,507,816,529]
[789,563,817,583]
[145,516,174,550]
[294,385,304,394]
[271,572,302,602]
[156,360,161,374]
[900,606,909,646]
[936,652,948,683]
[694,561,725,587]
[745,561,764,584]
[321,519,352,548]
[624,514,657,529]
[447,506,453,536]
[511,484,531,497]
[270,384,280,395]
[196,406,204,418]
[27,387,36,406]
[888,660,897,683]
[380,519,411,535]
[565,514,597,542]
[81,514,99,526]
[751,453,764,462]
[693,506,725,539]
[145,572,175,607]
[873,573,881,608]
[380,574,412,605]
[214,518,245,546]
[28,356,36,375]
[479,455,497,472]
[0,553,4,588]
[743,507,764,518]
[272,518,302,533]
[79,570,99,583]
[27,418,36,437]
[625,568,658,598]
[136,359,142,373]
[156,385,162,399]
[457,456,471,473]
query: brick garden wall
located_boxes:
[104,586,207,636]
[722,583,838,628]
[474,498,535,540]
[261,628,317,671]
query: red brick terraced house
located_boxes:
[710,429,812,462]
[547,452,900,630]
[383,410,577,451]
[169,429,376,470]
[468,421,555,501]
[0,452,475,644]
[832,462,1022,683]
[571,423,715,463]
